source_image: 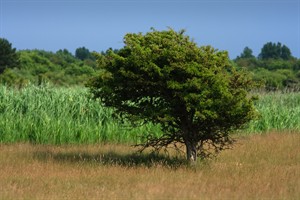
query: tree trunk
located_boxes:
[185,140,197,164]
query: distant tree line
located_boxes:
[0,37,299,90]
[237,42,292,60]
[235,42,300,90]
[0,39,98,86]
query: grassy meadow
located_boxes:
[1,84,300,145]
[0,84,162,144]
[0,132,299,199]
[1,84,300,199]
[246,91,300,133]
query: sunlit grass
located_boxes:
[246,91,300,133]
[0,84,161,144]
[1,84,300,144]
[0,132,299,199]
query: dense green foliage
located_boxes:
[235,45,300,90]
[75,46,95,61]
[259,42,292,60]
[236,47,255,59]
[0,85,299,145]
[0,49,97,86]
[246,91,300,133]
[0,84,161,144]
[88,29,257,161]
[0,38,19,74]
[0,37,299,91]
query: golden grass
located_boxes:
[0,132,299,199]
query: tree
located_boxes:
[259,42,292,60]
[75,47,92,60]
[0,38,19,74]
[236,47,255,60]
[281,45,292,60]
[88,29,257,163]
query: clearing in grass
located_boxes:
[0,132,299,199]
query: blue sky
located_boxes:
[1,0,299,59]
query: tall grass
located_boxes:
[0,84,161,144]
[246,91,300,133]
[1,84,300,144]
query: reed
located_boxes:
[245,91,300,133]
[1,84,300,144]
[0,84,161,144]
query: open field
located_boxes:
[1,85,300,198]
[0,132,299,199]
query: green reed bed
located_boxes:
[245,91,300,133]
[1,85,300,144]
[0,84,161,144]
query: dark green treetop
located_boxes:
[75,46,94,61]
[88,28,257,163]
[259,42,292,60]
[236,46,255,60]
[0,38,19,74]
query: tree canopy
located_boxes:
[75,47,94,61]
[0,38,19,74]
[88,29,257,163]
[235,43,299,90]
[0,49,97,87]
[0,36,298,91]
[259,42,292,60]
[236,47,255,60]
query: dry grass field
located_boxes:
[0,132,299,200]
